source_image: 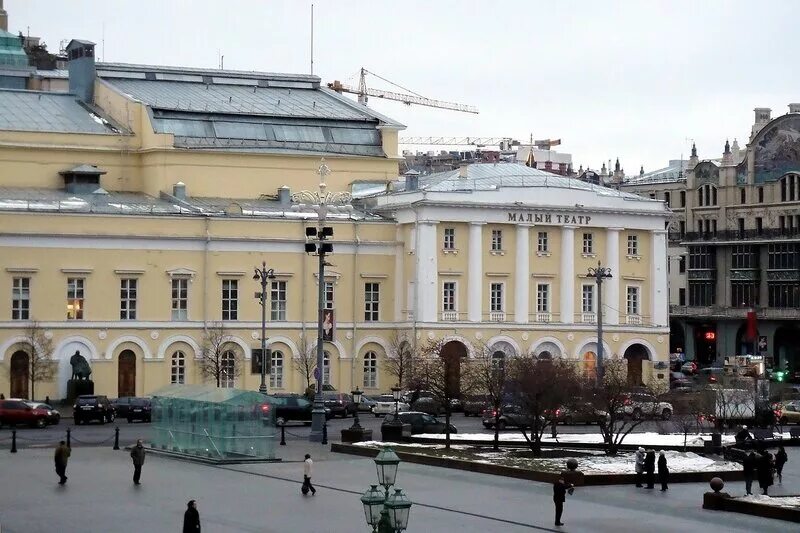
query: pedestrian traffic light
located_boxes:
[775,371,785,382]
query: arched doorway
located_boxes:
[775,326,800,371]
[735,324,759,355]
[10,350,29,399]
[440,341,468,397]
[118,350,136,397]
[623,344,650,386]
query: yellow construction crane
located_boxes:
[328,68,479,114]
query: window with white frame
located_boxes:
[270,280,287,321]
[324,281,335,310]
[119,278,137,320]
[490,283,504,312]
[363,351,378,388]
[582,233,594,254]
[220,350,236,388]
[582,284,594,313]
[364,283,380,322]
[627,286,640,316]
[537,231,549,252]
[442,281,456,311]
[67,277,84,320]
[627,235,639,256]
[11,277,30,320]
[536,283,550,312]
[222,279,238,320]
[323,351,331,385]
[491,229,503,251]
[270,350,283,388]
[171,278,188,320]
[171,350,186,384]
[443,227,455,250]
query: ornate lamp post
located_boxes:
[343,387,373,442]
[587,261,613,384]
[361,447,413,532]
[293,159,352,442]
[253,262,276,394]
[391,387,402,419]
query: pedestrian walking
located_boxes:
[757,451,774,496]
[743,452,756,495]
[183,500,201,532]
[644,449,656,489]
[130,439,146,485]
[634,447,645,487]
[302,453,316,496]
[775,446,788,484]
[552,476,574,527]
[54,440,71,485]
[657,451,669,491]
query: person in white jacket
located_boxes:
[634,447,646,488]
[302,453,316,496]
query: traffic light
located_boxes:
[775,371,785,382]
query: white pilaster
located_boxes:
[651,229,669,327]
[394,225,404,321]
[605,228,622,325]
[560,226,576,324]
[415,221,438,322]
[515,225,530,323]
[468,222,484,322]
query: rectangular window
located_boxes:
[221,279,238,320]
[270,280,287,321]
[740,188,746,204]
[679,256,686,273]
[489,283,504,312]
[120,278,137,320]
[680,190,686,207]
[364,282,380,322]
[738,218,745,235]
[627,235,638,256]
[732,245,759,269]
[582,284,594,313]
[536,283,550,312]
[171,278,188,320]
[664,192,670,206]
[323,281,334,310]
[443,227,455,250]
[678,288,686,306]
[491,229,503,251]
[689,281,716,306]
[758,187,764,203]
[442,281,456,312]
[712,187,718,205]
[626,286,640,316]
[731,281,759,308]
[768,243,799,270]
[11,277,30,320]
[537,231,549,252]
[689,246,716,270]
[711,219,717,234]
[67,277,85,320]
[582,233,593,254]
[679,221,685,238]
[768,282,800,308]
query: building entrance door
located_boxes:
[10,350,29,399]
[118,350,136,397]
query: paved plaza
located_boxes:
[0,441,796,533]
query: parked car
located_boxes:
[463,395,490,417]
[409,392,444,415]
[777,401,800,425]
[125,398,152,423]
[0,399,50,428]
[670,372,693,391]
[681,361,698,375]
[269,393,333,426]
[25,402,61,425]
[382,411,457,435]
[449,398,463,412]
[73,395,115,425]
[358,396,378,413]
[112,397,151,418]
[482,405,538,430]
[622,393,673,420]
[553,403,608,425]
[321,392,357,418]
[696,367,726,384]
[371,395,410,417]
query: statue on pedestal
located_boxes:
[67,350,94,400]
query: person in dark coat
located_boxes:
[757,451,774,495]
[742,452,756,495]
[657,451,669,491]
[775,446,788,484]
[54,440,71,485]
[130,439,146,485]
[183,500,200,532]
[644,450,656,489]
[552,476,574,527]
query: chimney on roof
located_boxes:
[751,107,772,140]
[277,185,291,205]
[0,0,8,32]
[459,164,469,179]
[66,39,96,103]
[789,103,800,114]
[173,181,186,200]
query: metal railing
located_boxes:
[684,227,800,242]
[670,305,800,319]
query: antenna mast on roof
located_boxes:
[310,4,314,75]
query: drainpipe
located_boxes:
[203,215,211,333]
[351,219,360,391]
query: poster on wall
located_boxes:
[321,309,335,342]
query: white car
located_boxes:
[623,393,673,420]
[371,395,411,417]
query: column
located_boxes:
[560,226,576,324]
[605,228,622,325]
[651,229,669,327]
[468,222,484,322]
[394,225,404,321]
[415,221,438,322]
[515,225,530,323]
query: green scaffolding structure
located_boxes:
[151,385,277,460]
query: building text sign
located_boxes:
[507,212,592,225]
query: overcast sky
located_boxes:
[7,0,800,172]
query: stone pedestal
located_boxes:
[381,422,406,443]
[341,427,374,444]
[66,379,94,402]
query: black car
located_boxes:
[322,392,357,418]
[111,397,134,418]
[126,398,152,423]
[270,394,333,426]
[73,395,115,425]
[382,411,457,435]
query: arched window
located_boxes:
[270,350,283,389]
[323,351,331,386]
[491,351,506,372]
[221,350,236,388]
[780,174,798,202]
[171,350,186,384]
[363,351,378,388]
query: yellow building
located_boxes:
[0,40,671,401]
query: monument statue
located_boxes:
[70,350,92,380]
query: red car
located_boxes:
[0,399,50,428]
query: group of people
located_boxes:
[742,445,789,496]
[634,447,669,491]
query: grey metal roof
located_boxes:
[0,90,121,134]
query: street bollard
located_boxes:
[11,429,17,453]
[280,424,286,446]
[66,427,71,448]
[113,426,120,450]
[322,421,328,445]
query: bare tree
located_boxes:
[385,333,416,389]
[198,322,242,388]
[709,385,756,433]
[22,321,55,401]
[293,332,317,396]
[667,412,706,451]
[471,342,514,451]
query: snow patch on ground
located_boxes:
[353,440,470,450]
[414,431,746,447]
[739,494,800,509]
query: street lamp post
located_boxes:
[361,446,413,532]
[343,387,373,442]
[253,262,276,394]
[293,159,352,443]
[587,261,613,384]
